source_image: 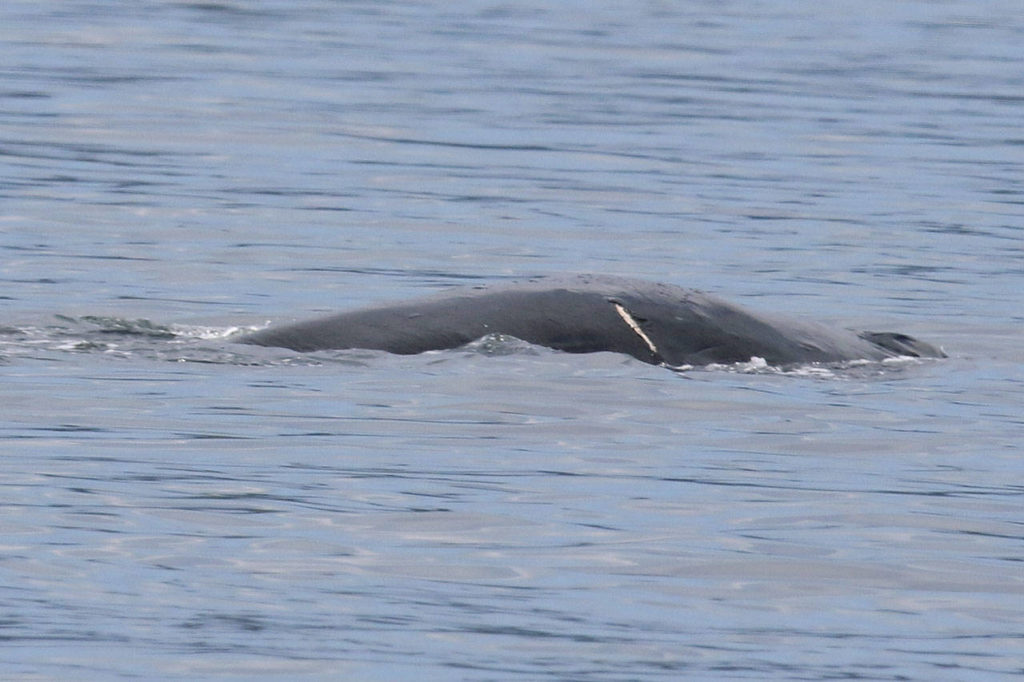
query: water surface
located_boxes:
[2,1,1022,680]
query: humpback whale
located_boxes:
[237,274,944,368]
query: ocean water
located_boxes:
[2,1,1022,680]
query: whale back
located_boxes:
[238,274,944,367]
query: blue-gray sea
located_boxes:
[2,1,1022,680]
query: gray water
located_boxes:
[2,1,1023,680]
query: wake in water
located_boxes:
[0,315,249,364]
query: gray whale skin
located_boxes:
[237,274,944,367]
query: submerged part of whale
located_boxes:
[237,274,944,368]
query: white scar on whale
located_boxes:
[612,302,659,355]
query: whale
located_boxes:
[237,274,944,368]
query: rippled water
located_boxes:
[2,1,1023,680]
